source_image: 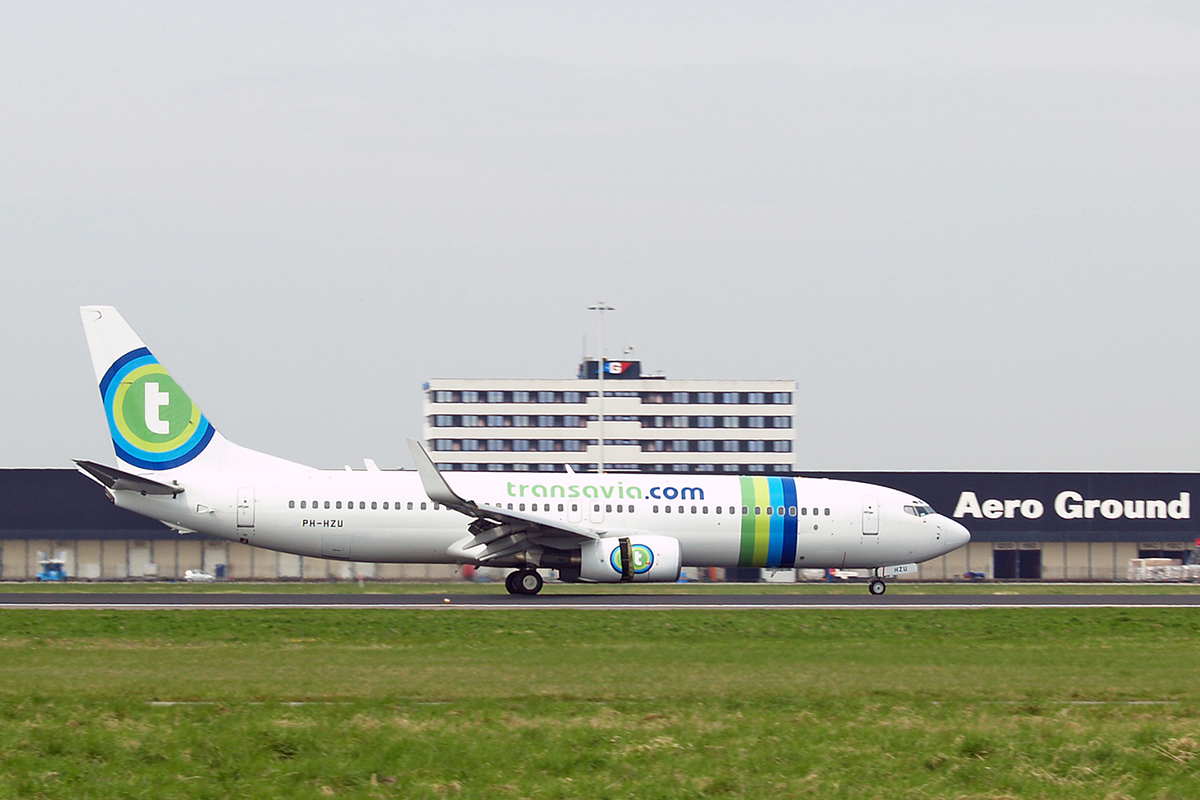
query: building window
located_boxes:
[697,440,715,452]
[748,392,765,404]
[461,415,480,427]
[722,392,739,404]
[486,415,504,426]
[672,416,688,428]
[434,440,453,451]
[433,415,454,427]
[697,392,714,404]
[512,440,530,451]
[773,417,792,428]
[537,416,556,427]
[563,391,582,403]
[722,441,739,452]
[772,392,791,404]
[671,392,689,403]
[537,391,557,403]
[672,441,689,452]
[462,440,480,451]
[698,416,715,428]
[513,416,531,427]
[487,440,505,451]
[537,440,556,451]
[434,391,454,402]
[563,440,582,452]
[512,391,530,403]
[563,415,583,427]
[748,416,765,428]
[748,441,766,452]
[462,391,479,403]
[487,391,505,402]
[773,441,792,452]
[722,416,739,428]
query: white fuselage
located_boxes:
[112,467,970,571]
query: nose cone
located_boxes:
[944,518,971,551]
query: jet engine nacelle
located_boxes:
[578,535,682,583]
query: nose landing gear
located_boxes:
[868,567,887,596]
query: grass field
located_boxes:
[0,605,1198,799]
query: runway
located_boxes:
[2,591,1199,610]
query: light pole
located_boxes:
[588,302,614,474]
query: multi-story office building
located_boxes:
[423,359,798,473]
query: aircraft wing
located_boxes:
[408,439,599,564]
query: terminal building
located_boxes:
[423,359,798,474]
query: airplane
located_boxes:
[75,306,970,596]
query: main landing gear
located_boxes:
[505,569,544,596]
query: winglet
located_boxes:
[407,439,474,511]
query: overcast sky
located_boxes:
[3,2,1199,472]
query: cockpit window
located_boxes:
[905,504,936,517]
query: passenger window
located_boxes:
[558,503,564,512]
[371,502,377,510]
[653,505,659,513]
[678,506,684,514]
[702,506,708,514]
[665,505,671,514]
[407,502,414,510]
[628,504,634,513]
[691,506,697,514]
[766,506,773,516]
[825,508,831,516]
[420,502,427,510]
[755,506,762,515]
[789,506,797,516]
[299,501,305,509]
[715,506,722,514]
[606,505,612,513]
[324,501,330,509]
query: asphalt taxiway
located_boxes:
[2,592,1198,610]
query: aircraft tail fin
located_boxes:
[80,306,224,472]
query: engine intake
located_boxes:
[576,535,682,583]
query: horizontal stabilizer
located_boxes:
[74,460,182,496]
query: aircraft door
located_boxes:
[588,501,605,524]
[861,495,878,535]
[237,487,255,528]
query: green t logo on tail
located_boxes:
[101,348,215,470]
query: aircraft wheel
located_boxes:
[504,572,519,595]
[868,578,887,596]
[515,569,544,596]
